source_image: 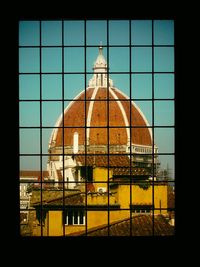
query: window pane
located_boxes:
[64,100,86,127]
[20,129,40,154]
[154,101,174,126]
[87,128,107,153]
[87,20,107,45]
[109,47,129,72]
[88,101,108,127]
[111,74,130,97]
[42,21,62,46]
[108,128,130,152]
[64,47,84,72]
[109,101,130,127]
[19,21,39,46]
[64,21,84,45]
[131,20,152,45]
[154,20,174,45]
[154,128,174,153]
[42,156,49,172]
[42,74,62,100]
[154,47,174,72]
[42,101,62,127]
[42,48,62,73]
[109,20,129,45]
[64,74,85,100]
[19,74,40,100]
[86,47,107,73]
[132,47,152,72]
[20,210,39,236]
[20,155,40,171]
[134,101,152,126]
[156,154,175,181]
[42,129,54,154]
[20,102,40,127]
[132,74,152,99]
[19,48,40,73]
[154,74,174,99]
[87,211,108,235]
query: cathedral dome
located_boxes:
[49,47,152,154]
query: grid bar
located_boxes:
[19,19,175,237]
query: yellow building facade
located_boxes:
[31,167,168,236]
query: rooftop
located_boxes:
[20,170,49,182]
[32,191,84,206]
[75,214,174,236]
[75,154,151,176]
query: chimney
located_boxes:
[73,132,79,154]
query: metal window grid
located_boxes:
[19,19,175,237]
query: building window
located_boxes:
[73,210,78,225]
[67,210,73,225]
[65,210,85,226]
[131,205,154,213]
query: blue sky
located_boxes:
[19,20,174,179]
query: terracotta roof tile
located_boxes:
[83,215,174,236]
[86,183,95,192]
[75,154,130,167]
[75,155,150,176]
[20,170,49,177]
[33,191,84,206]
[20,170,49,181]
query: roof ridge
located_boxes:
[46,191,82,203]
[70,214,173,236]
[33,191,82,205]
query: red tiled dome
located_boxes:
[50,86,152,149]
[49,47,152,152]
